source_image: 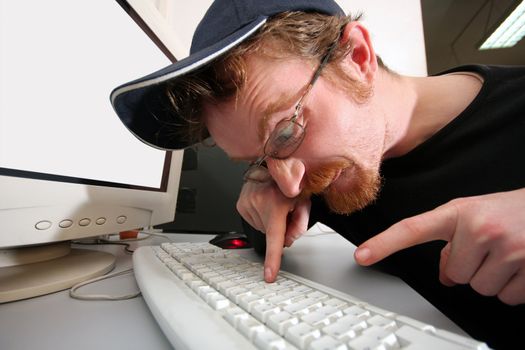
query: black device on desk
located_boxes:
[242,219,267,255]
[209,232,252,249]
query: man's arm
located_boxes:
[355,188,525,305]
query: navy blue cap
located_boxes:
[111,0,345,150]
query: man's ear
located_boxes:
[339,21,378,82]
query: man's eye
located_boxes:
[273,124,295,146]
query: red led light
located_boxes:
[210,235,251,249]
[229,239,248,249]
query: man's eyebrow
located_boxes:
[258,92,298,142]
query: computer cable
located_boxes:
[69,268,140,301]
[69,231,173,301]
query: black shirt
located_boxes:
[309,65,525,350]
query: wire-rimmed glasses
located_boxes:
[243,40,339,183]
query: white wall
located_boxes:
[338,0,427,76]
[153,0,427,76]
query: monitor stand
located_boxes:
[0,241,116,303]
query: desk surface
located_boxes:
[0,227,466,350]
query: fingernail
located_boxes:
[264,267,273,281]
[355,247,371,263]
[285,236,298,247]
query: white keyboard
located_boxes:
[133,242,490,350]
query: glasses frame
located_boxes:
[243,39,339,183]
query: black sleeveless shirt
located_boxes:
[309,65,525,350]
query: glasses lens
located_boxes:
[265,119,305,159]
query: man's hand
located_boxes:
[237,181,311,282]
[355,188,525,305]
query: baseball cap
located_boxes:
[110,0,345,150]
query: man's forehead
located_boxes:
[205,54,312,158]
[241,55,311,132]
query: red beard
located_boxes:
[302,159,381,215]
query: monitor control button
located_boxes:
[116,215,127,224]
[59,219,73,228]
[79,218,91,226]
[96,217,107,225]
[35,220,52,230]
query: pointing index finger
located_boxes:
[264,206,289,282]
[355,203,459,266]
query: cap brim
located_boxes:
[110,16,268,150]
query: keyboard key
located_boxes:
[337,314,368,332]
[253,329,289,350]
[366,304,396,318]
[240,294,266,312]
[342,305,370,319]
[315,305,344,320]
[238,317,267,341]
[286,322,321,349]
[322,321,360,342]
[227,286,250,301]
[267,311,300,335]
[306,291,329,302]
[188,279,207,292]
[284,298,323,315]
[367,314,397,329]
[279,279,299,288]
[324,298,348,309]
[253,303,281,323]
[301,311,332,328]
[395,316,436,333]
[223,306,249,327]
[216,280,238,294]
[207,293,230,310]
[355,325,400,348]
[252,287,278,298]
[308,335,348,350]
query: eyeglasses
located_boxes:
[243,39,339,183]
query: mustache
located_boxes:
[301,159,353,196]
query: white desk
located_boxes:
[0,228,466,350]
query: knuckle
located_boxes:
[441,258,470,284]
[470,279,497,297]
[448,196,477,211]
[497,291,521,306]
[235,199,245,213]
[440,244,451,259]
[398,216,426,237]
[471,218,506,244]
[444,269,468,285]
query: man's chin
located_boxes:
[300,160,382,214]
[323,170,381,215]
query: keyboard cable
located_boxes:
[69,230,173,301]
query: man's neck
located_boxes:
[379,69,483,159]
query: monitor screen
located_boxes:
[0,0,183,302]
[1,0,170,189]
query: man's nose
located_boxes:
[266,158,305,198]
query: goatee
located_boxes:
[302,160,381,215]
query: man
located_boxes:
[111,0,524,348]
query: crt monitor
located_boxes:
[0,0,183,302]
